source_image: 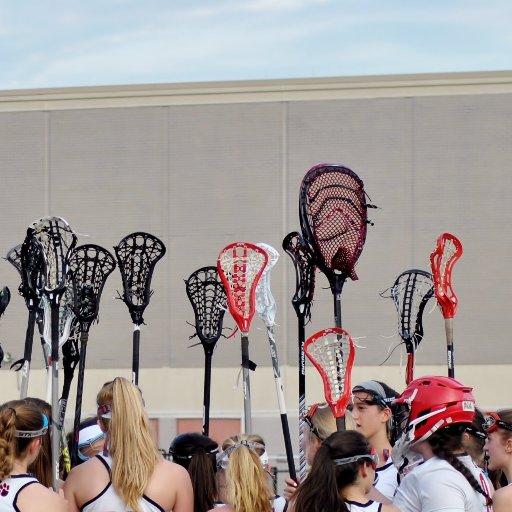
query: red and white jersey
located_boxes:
[0,474,38,512]
[393,457,485,512]
[374,456,399,500]
[458,454,494,512]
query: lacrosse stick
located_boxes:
[7,242,46,397]
[26,216,77,490]
[0,286,10,367]
[114,232,166,385]
[185,266,228,436]
[299,163,373,328]
[380,270,434,385]
[255,243,296,480]
[430,233,463,378]
[217,242,268,433]
[69,244,116,466]
[282,231,315,481]
[304,327,355,431]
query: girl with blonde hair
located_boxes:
[483,409,512,512]
[0,399,66,511]
[64,377,193,512]
[212,434,274,512]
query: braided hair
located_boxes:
[428,424,492,507]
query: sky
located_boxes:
[1,0,512,91]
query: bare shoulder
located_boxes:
[158,459,192,479]
[382,504,401,512]
[493,485,512,512]
[208,506,234,512]
[17,482,67,512]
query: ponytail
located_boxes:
[429,426,492,507]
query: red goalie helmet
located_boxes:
[394,375,476,443]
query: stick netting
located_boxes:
[300,164,369,280]
[255,243,279,328]
[385,270,434,351]
[217,242,268,334]
[304,328,355,417]
[185,266,227,346]
[42,286,76,348]
[114,232,166,324]
[282,232,315,322]
[28,217,77,293]
[70,245,116,328]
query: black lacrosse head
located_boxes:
[185,266,227,351]
[62,322,80,381]
[0,287,10,318]
[387,269,434,353]
[299,163,371,285]
[69,244,116,331]
[26,216,78,296]
[282,231,316,322]
[19,236,45,300]
[114,232,166,325]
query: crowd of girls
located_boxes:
[0,375,511,512]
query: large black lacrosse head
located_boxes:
[282,231,315,322]
[69,245,116,332]
[26,217,77,297]
[386,269,434,352]
[299,164,370,287]
[19,236,45,301]
[0,287,10,318]
[114,232,166,325]
[185,266,227,353]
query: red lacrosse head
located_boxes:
[300,163,369,281]
[217,242,268,335]
[304,327,356,418]
[430,233,463,319]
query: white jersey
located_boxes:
[0,474,38,511]
[346,500,382,511]
[374,457,399,500]
[82,455,165,512]
[393,457,485,512]
[458,454,493,512]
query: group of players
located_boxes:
[0,374,511,511]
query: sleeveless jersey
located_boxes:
[458,454,493,512]
[374,457,399,500]
[0,474,38,512]
[346,499,382,511]
[82,455,165,512]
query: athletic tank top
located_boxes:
[0,474,38,512]
[346,500,382,511]
[81,455,165,512]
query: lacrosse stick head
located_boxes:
[304,327,356,418]
[185,266,228,350]
[27,216,77,296]
[430,233,463,319]
[299,163,370,284]
[217,242,268,334]
[255,243,279,328]
[70,244,116,330]
[282,231,316,320]
[384,269,434,353]
[114,232,166,325]
[42,284,77,348]
[0,287,10,318]
[19,236,45,299]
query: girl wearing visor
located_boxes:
[483,409,512,511]
[212,434,284,512]
[64,377,193,512]
[0,400,67,511]
[76,417,106,462]
[349,381,399,500]
[290,430,399,512]
[392,376,492,512]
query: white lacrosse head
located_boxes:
[42,287,77,348]
[255,243,279,328]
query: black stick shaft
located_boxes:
[71,330,89,468]
[241,333,252,433]
[298,315,306,481]
[203,351,213,436]
[336,416,346,431]
[445,318,455,378]
[20,307,37,399]
[132,325,140,385]
[50,300,60,491]
[267,326,296,480]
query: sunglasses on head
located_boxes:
[483,411,512,434]
[333,448,379,471]
[302,404,323,440]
